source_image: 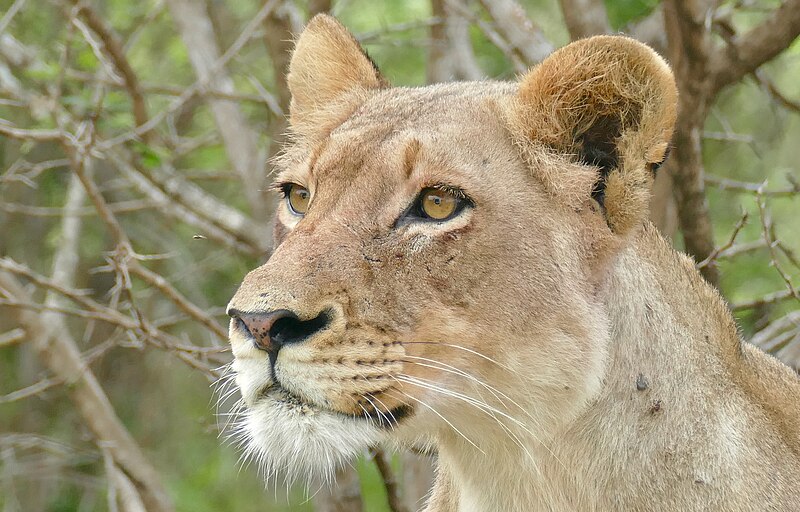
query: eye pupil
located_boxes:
[420,187,459,220]
[287,184,310,215]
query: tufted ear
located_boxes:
[508,35,677,236]
[287,14,388,136]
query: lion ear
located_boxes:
[287,14,388,135]
[509,35,677,236]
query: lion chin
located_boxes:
[238,387,384,484]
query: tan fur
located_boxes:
[228,15,800,511]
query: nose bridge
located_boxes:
[230,218,360,315]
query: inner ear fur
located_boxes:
[509,35,678,236]
[287,14,388,137]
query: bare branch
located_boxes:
[109,152,264,256]
[129,261,228,340]
[429,0,483,82]
[165,0,272,215]
[696,209,748,270]
[0,327,25,347]
[732,289,796,312]
[0,259,224,372]
[477,0,553,66]
[0,123,62,141]
[718,239,769,260]
[0,272,174,512]
[261,1,295,159]
[0,0,26,36]
[372,447,410,512]
[0,199,155,217]
[559,0,611,39]
[705,173,800,197]
[312,465,364,512]
[751,311,800,352]
[0,377,62,404]
[755,188,799,303]
[709,0,800,94]
[663,0,719,285]
[68,0,149,132]
[755,69,800,115]
[64,69,278,107]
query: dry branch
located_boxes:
[663,0,719,285]
[129,261,228,340]
[0,327,25,347]
[755,69,800,115]
[69,0,149,132]
[709,0,800,95]
[372,447,410,512]
[312,466,364,512]
[110,153,264,256]
[705,174,800,197]
[0,124,62,141]
[0,259,223,367]
[0,274,174,512]
[696,210,748,270]
[477,0,553,66]
[261,0,296,159]
[166,0,269,216]
[429,0,483,82]
[732,289,796,312]
[559,0,611,39]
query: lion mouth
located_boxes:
[258,385,412,429]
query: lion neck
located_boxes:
[429,223,754,511]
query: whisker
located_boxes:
[366,391,399,430]
[398,374,566,470]
[401,355,545,429]
[400,341,516,373]
[361,392,394,430]
[389,388,485,454]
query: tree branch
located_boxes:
[165,0,272,216]
[663,0,720,285]
[0,277,173,512]
[261,0,296,160]
[477,0,553,66]
[69,0,150,134]
[311,465,364,512]
[709,0,800,95]
[559,0,611,39]
[429,1,483,82]
[372,447,410,512]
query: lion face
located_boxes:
[226,15,676,482]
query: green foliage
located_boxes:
[603,0,659,30]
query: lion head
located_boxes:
[226,14,676,485]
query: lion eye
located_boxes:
[287,184,310,215]
[418,187,460,221]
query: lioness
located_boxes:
[227,14,800,511]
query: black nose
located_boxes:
[228,308,330,353]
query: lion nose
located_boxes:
[228,308,330,353]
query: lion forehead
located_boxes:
[336,81,517,136]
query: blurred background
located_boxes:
[1,0,798,510]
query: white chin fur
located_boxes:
[240,392,384,484]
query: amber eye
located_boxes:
[286,184,310,215]
[419,187,460,220]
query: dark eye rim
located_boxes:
[395,185,473,227]
[277,183,310,216]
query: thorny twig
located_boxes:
[697,209,748,270]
